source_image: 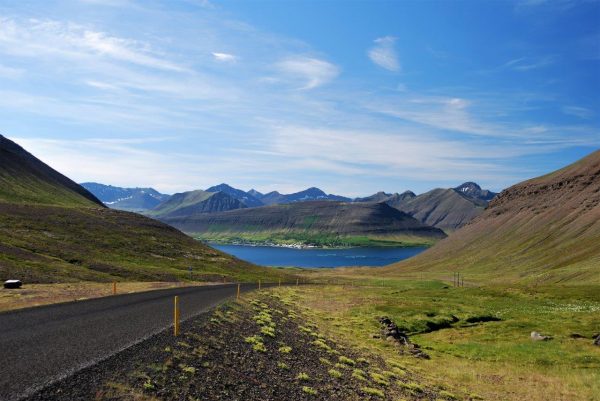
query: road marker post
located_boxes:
[174,296,180,336]
[279,279,281,287]
[258,280,261,290]
[296,278,299,286]
[112,282,116,295]
[237,283,241,300]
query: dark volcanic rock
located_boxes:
[378,316,429,359]
[3,279,22,289]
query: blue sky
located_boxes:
[0,0,598,196]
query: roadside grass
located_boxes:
[89,290,443,400]
[281,281,600,401]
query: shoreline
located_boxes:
[205,240,430,250]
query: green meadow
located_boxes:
[288,279,600,401]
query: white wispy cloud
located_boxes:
[211,52,236,62]
[368,36,400,71]
[275,56,340,89]
[562,106,594,119]
[502,56,555,71]
[0,2,596,196]
[0,17,187,72]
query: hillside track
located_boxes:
[0,283,265,401]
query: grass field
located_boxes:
[283,280,600,400]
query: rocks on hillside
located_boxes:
[3,279,22,289]
[594,334,600,346]
[530,331,553,341]
[377,316,429,359]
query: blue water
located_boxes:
[211,244,427,268]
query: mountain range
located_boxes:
[387,150,600,284]
[81,183,170,212]
[160,200,447,247]
[0,135,281,283]
[84,181,496,233]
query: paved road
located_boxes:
[0,283,264,401]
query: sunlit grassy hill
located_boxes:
[0,135,286,283]
[0,135,103,207]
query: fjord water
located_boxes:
[211,244,427,268]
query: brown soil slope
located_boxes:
[385,150,600,284]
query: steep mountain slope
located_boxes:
[394,187,489,232]
[81,182,170,211]
[149,190,246,218]
[259,187,351,205]
[0,135,103,207]
[206,183,264,207]
[0,136,282,283]
[387,151,600,284]
[160,201,446,247]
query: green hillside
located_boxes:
[0,135,103,207]
[160,201,447,247]
[0,135,288,283]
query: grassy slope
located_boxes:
[163,201,446,247]
[0,135,103,207]
[381,150,600,284]
[0,202,290,283]
[0,135,289,283]
[290,281,600,401]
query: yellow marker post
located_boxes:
[112,282,116,295]
[174,296,180,336]
[237,283,241,300]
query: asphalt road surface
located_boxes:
[0,283,264,401]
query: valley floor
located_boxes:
[290,280,600,401]
[22,282,599,400]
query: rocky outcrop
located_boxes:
[377,317,429,359]
[530,331,553,341]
